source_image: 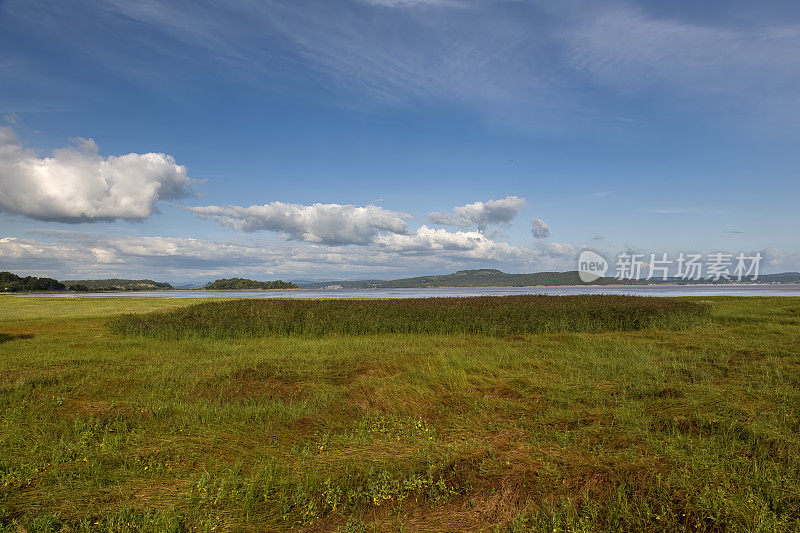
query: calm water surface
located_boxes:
[8,285,800,298]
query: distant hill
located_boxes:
[299,269,624,289]
[353,269,623,288]
[203,278,299,290]
[1,271,65,292]
[754,272,800,283]
[62,279,174,291]
[298,269,800,289]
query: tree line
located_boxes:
[0,271,65,292]
[203,278,299,290]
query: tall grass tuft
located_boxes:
[108,295,710,339]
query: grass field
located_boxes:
[0,296,799,532]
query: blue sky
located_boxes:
[1,0,799,281]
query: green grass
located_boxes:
[108,295,710,338]
[0,296,799,532]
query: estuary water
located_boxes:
[7,284,800,298]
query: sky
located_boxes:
[1,0,799,282]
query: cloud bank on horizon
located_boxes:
[0,231,583,281]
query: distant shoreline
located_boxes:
[302,282,800,290]
[4,282,800,297]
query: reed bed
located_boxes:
[108,295,710,338]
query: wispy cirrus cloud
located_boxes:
[645,208,729,215]
[6,0,799,129]
[95,1,800,121]
[565,6,800,98]
[358,0,458,7]
[0,127,192,222]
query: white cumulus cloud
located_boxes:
[761,247,800,271]
[536,241,577,257]
[531,217,550,239]
[189,202,411,245]
[0,127,192,222]
[429,195,526,231]
[373,225,523,260]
